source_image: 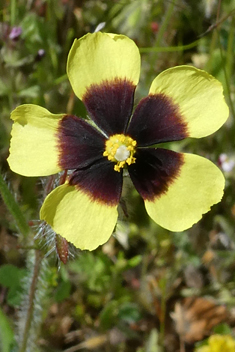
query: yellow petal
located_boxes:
[149,66,229,138]
[67,32,141,100]
[144,153,225,231]
[40,184,118,251]
[7,104,63,176]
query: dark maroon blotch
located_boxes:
[83,78,136,136]
[57,115,122,205]
[128,148,184,201]
[127,93,189,146]
[57,115,106,171]
[69,158,123,206]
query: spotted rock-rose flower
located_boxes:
[8,32,229,250]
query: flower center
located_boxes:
[103,134,137,172]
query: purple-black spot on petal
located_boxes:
[83,78,136,136]
[127,93,188,146]
[69,159,123,206]
[57,115,106,171]
[128,148,184,201]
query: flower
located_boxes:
[7,32,229,250]
[8,26,22,40]
[218,153,235,173]
[195,334,235,352]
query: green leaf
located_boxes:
[18,85,40,98]
[118,302,141,324]
[0,307,14,352]
[128,255,142,268]
[213,323,232,335]
[54,280,71,303]
[99,301,118,330]
[0,264,26,306]
[145,329,162,352]
[0,173,30,237]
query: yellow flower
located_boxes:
[7,32,229,250]
[196,335,235,352]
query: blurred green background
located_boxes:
[0,0,235,351]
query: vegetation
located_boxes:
[0,0,235,351]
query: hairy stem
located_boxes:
[18,250,43,352]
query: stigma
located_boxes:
[103,134,137,172]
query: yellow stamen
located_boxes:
[103,134,137,172]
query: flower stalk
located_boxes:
[18,250,43,352]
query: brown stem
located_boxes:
[180,335,185,352]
